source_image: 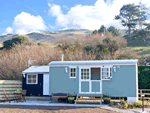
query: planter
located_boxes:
[103,98,111,104]
[68,97,75,104]
[25,96,50,101]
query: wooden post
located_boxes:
[140,90,142,101]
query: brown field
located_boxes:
[0,105,119,113]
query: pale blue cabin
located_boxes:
[48,59,138,103]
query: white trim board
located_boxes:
[49,63,136,67]
[43,73,49,95]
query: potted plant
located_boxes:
[15,89,21,93]
[68,93,75,104]
[103,93,111,104]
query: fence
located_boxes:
[0,80,22,101]
[138,89,150,100]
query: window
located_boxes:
[81,68,89,80]
[70,68,76,78]
[27,74,38,84]
[102,67,112,80]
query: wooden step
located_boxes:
[75,100,102,104]
[78,98,102,100]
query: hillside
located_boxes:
[0,29,128,44]
[0,29,93,43]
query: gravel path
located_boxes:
[0,105,119,113]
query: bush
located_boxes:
[103,93,109,98]
[68,97,74,103]
[69,93,73,97]
[130,102,140,107]
[138,66,150,89]
[104,98,111,104]
[109,102,116,106]
[124,102,128,109]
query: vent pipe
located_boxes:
[61,54,64,61]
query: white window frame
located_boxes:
[80,68,90,81]
[26,74,38,84]
[69,66,77,78]
[102,66,113,80]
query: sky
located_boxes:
[0,0,150,35]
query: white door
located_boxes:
[79,66,102,94]
[43,74,49,95]
[79,67,90,94]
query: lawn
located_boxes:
[126,46,150,56]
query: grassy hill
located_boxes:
[1,29,150,56]
[0,29,93,43]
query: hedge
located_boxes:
[138,66,150,89]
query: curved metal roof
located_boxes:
[48,59,138,66]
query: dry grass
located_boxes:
[0,33,140,80]
[0,43,3,47]
[0,43,62,80]
[0,107,119,113]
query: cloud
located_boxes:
[2,27,13,35]
[12,12,47,34]
[48,0,150,30]
[2,12,47,35]
[62,5,69,10]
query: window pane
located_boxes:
[71,73,73,77]
[87,75,89,79]
[84,69,86,72]
[87,73,89,75]
[102,72,107,76]
[74,68,76,72]
[87,69,89,73]
[81,75,83,79]
[84,75,86,79]
[81,69,83,73]
[73,73,75,77]
[102,68,108,72]
[84,73,86,75]
[28,79,31,83]
[81,73,83,75]
[28,75,32,78]
[110,73,112,77]
[71,68,73,72]
[33,79,36,83]
[33,75,36,79]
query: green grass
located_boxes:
[126,46,150,56]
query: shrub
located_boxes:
[103,93,109,98]
[69,94,73,97]
[109,102,116,106]
[121,100,128,109]
[130,102,140,107]
[124,102,128,109]
[68,98,74,103]
[104,98,111,104]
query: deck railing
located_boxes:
[138,89,150,100]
